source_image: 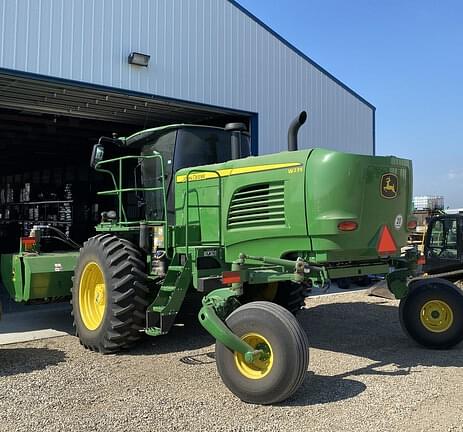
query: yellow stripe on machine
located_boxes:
[176,162,302,183]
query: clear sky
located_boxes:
[237,0,463,208]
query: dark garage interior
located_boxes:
[0,73,251,254]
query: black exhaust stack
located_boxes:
[288,111,307,151]
[225,122,247,160]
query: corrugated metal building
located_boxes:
[0,0,375,155]
[0,0,376,267]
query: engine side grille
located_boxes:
[227,182,286,229]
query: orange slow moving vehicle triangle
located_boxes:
[377,225,397,254]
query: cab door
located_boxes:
[424,216,462,273]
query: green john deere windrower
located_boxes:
[3,112,462,404]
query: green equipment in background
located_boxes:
[1,251,78,302]
[0,227,80,302]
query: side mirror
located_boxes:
[90,144,105,168]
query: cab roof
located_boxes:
[122,124,225,147]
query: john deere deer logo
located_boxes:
[381,173,398,199]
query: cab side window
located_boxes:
[428,219,458,259]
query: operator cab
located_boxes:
[92,124,250,225]
[424,214,463,274]
[136,125,250,224]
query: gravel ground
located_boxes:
[1,291,462,432]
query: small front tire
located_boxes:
[215,301,309,404]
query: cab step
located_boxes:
[167,265,184,272]
[145,254,192,336]
[160,285,176,293]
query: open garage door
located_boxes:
[0,71,253,251]
[0,73,251,126]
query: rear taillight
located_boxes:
[338,221,358,232]
[407,220,417,230]
[417,255,426,265]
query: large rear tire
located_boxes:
[71,234,149,353]
[399,278,463,349]
[215,301,309,404]
[243,281,308,315]
[336,278,351,290]
[273,281,308,315]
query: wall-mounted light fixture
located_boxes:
[128,52,150,67]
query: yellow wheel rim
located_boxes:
[78,262,106,331]
[234,332,274,380]
[420,300,454,333]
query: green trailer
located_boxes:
[0,225,81,303]
[1,251,78,302]
[2,113,462,404]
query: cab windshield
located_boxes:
[141,126,250,223]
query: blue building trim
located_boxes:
[372,109,376,156]
[228,0,376,112]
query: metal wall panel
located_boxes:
[0,0,374,155]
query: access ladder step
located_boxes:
[160,285,176,293]
[167,265,184,272]
[145,254,192,336]
[145,327,163,337]
[145,310,179,334]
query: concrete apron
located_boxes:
[0,282,380,346]
[0,304,73,346]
